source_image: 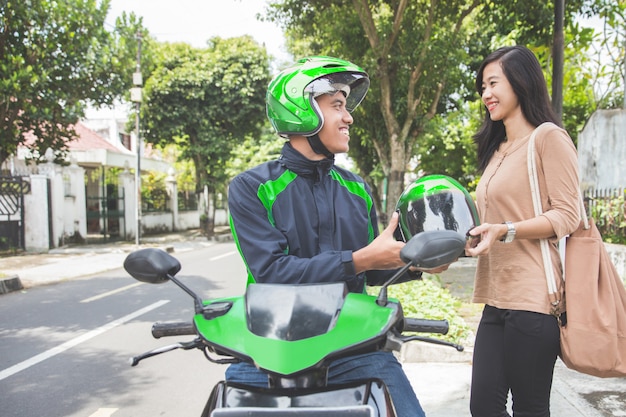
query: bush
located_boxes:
[368,277,471,345]
[588,192,626,244]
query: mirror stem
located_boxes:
[376,263,413,306]
[168,274,205,313]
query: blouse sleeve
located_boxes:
[536,124,581,239]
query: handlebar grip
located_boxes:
[403,318,449,335]
[151,321,196,339]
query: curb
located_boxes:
[0,275,24,294]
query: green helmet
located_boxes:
[395,174,480,242]
[266,56,370,137]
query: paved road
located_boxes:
[0,243,245,417]
[1,233,625,416]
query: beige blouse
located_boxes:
[472,123,581,315]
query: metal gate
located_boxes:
[86,186,125,242]
[0,176,30,251]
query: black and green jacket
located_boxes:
[228,142,418,293]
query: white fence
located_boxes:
[2,157,225,252]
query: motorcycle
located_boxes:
[123,229,466,417]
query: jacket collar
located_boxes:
[279,142,335,180]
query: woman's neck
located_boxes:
[503,115,535,143]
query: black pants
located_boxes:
[470,305,560,417]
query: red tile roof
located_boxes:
[22,122,125,153]
[67,122,124,153]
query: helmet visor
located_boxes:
[395,175,480,243]
[401,190,476,238]
[304,72,369,112]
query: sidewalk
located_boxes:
[1,231,624,416]
[0,229,226,289]
[404,258,624,417]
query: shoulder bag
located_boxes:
[527,122,626,378]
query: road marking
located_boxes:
[80,283,143,303]
[0,300,170,382]
[210,250,237,261]
[80,251,236,303]
[88,408,118,417]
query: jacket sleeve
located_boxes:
[362,190,423,287]
[228,171,365,291]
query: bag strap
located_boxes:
[526,123,563,316]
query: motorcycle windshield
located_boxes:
[194,283,399,376]
[246,282,346,341]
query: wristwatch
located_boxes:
[501,221,516,243]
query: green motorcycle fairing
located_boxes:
[193,282,400,376]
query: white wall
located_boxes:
[578,109,626,190]
[24,175,49,252]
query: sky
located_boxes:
[106,0,291,65]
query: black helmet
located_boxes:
[395,174,479,242]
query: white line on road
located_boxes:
[0,300,170,382]
[81,251,236,302]
[80,282,143,303]
[209,250,237,261]
[88,408,118,417]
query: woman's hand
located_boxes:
[415,263,453,274]
[464,223,506,257]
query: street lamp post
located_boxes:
[130,33,143,246]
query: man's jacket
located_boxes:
[228,142,416,293]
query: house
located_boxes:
[1,110,201,252]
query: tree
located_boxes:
[266,0,484,215]
[474,0,604,137]
[585,0,625,109]
[0,0,144,166]
[266,0,613,209]
[141,36,272,232]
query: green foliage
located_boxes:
[141,171,168,212]
[267,0,485,216]
[368,277,471,345]
[160,144,197,193]
[263,0,618,217]
[532,33,597,139]
[585,0,625,109]
[141,37,272,194]
[0,0,146,165]
[476,0,593,47]
[413,101,481,189]
[589,192,626,244]
[226,124,284,179]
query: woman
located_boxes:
[465,45,580,416]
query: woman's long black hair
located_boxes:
[473,45,561,172]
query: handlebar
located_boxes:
[402,318,449,335]
[151,321,196,339]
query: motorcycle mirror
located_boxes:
[124,248,181,283]
[400,230,466,269]
[124,248,206,314]
[377,230,465,306]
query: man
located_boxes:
[227,56,430,417]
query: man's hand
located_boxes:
[352,212,406,274]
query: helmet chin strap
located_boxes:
[306,134,333,158]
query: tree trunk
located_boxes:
[385,132,407,217]
[552,0,565,121]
